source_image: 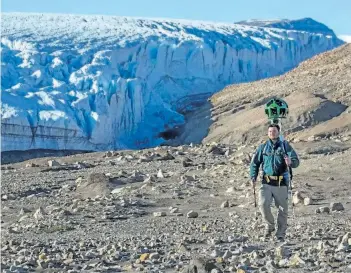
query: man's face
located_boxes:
[268,127,280,140]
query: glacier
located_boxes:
[1,13,344,152]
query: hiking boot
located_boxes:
[276,236,285,242]
[262,229,275,240]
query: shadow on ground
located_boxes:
[1,149,92,165]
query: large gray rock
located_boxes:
[330,202,344,212]
[76,173,112,199]
[187,211,199,218]
[183,257,221,273]
[48,160,60,167]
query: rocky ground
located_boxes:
[1,137,351,272]
[2,39,351,273]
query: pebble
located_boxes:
[26,162,38,168]
[150,252,160,260]
[187,211,198,218]
[170,207,179,213]
[153,212,166,217]
[157,169,165,178]
[316,206,330,214]
[330,202,344,212]
[222,250,232,259]
[48,160,60,167]
[304,197,312,205]
[226,187,235,193]
[33,207,46,220]
[220,200,229,208]
[292,191,303,205]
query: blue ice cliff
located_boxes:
[1,14,344,151]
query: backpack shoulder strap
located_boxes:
[261,140,270,171]
[281,140,288,155]
[262,140,270,155]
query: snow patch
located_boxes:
[338,35,351,43]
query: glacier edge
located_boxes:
[0,13,344,151]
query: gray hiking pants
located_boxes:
[259,183,288,237]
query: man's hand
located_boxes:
[284,156,292,166]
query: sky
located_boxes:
[2,0,351,37]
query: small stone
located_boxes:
[185,257,218,273]
[215,257,224,264]
[288,253,305,267]
[26,162,38,168]
[170,207,179,213]
[182,158,193,167]
[316,206,330,214]
[139,253,149,262]
[336,233,350,252]
[153,212,166,217]
[330,202,344,212]
[292,191,303,205]
[34,207,46,219]
[308,135,316,141]
[139,155,152,162]
[114,156,123,162]
[63,258,74,265]
[105,151,113,157]
[75,177,83,186]
[160,151,175,160]
[111,187,125,194]
[181,175,195,183]
[304,197,312,206]
[18,215,29,222]
[317,241,327,250]
[225,150,233,157]
[38,253,47,261]
[157,169,165,178]
[227,235,248,243]
[265,260,276,270]
[8,227,20,233]
[149,253,160,260]
[17,255,26,264]
[48,160,60,167]
[210,249,222,258]
[207,145,225,155]
[222,250,232,259]
[37,260,48,269]
[187,211,198,218]
[226,187,235,193]
[278,258,289,268]
[129,170,145,182]
[20,207,31,215]
[221,200,229,208]
[237,269,247,273]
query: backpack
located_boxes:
[262,139,293,181]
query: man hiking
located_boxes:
[250,124,300,241]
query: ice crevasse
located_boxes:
[1,13,344,151]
